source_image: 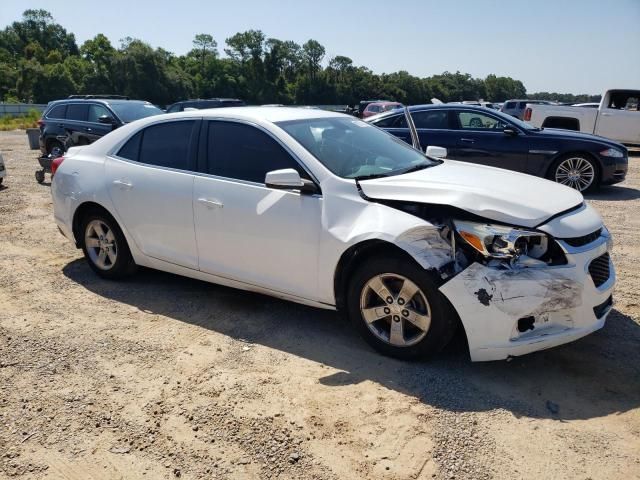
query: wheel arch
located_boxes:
[72,201,122,248]
[546,150,602,183]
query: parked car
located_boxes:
[165,98,246,112]
[52,107,615,362]
[354,99,389,118]
[38,95,164,155]
[361,101,404,118]
[501,99,553,119]
[524,89,640,145]
[367,104,628,192]
[0,153,6,185]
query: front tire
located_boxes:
[548,154,599,192]
[347,255,457,360]
[80,210,136,279]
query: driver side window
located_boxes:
[457,111,507,130]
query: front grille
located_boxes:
[562,228,602,247]
[589,253,611,288]
[593,295,613,319]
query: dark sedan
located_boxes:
[366,104,628,192]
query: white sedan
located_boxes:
[51,107,615,361]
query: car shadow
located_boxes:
[62,259,640,421]
[585,185,640,201]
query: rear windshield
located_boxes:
[109,102,163,123]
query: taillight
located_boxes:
[51,156,65,177]
[37,118,44,127]
[523,107,532,121]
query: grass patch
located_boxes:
[0,109,40,131]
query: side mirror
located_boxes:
[426,146,447,158]
[98,115,117,125]
[503,126,519,136]
[265,168,318,194]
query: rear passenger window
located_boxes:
[412,110,449,129]
[117,131,142,161]
[67,104,88,121]
[518,102,528,109]
[504,102,515,109]
[207,121,304,183]
[138,121,195,170]
[46,104,67,119]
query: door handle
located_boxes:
[197,197,224,209]
[460,138,475,143]
[113,179,133,189]
[601,112,611,116]
[86,127,92,132]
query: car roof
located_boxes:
[162,106,343,123]
[174,98,243,103]
[48,98,150,105]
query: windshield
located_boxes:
[277,116,437,179]
[109,102,164,123]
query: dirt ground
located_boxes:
[0,129,638,480]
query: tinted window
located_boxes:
[117,131,142,161]
[46,104,67,119]
[66,104,88,121]
[88,104,111,123]
[109,102,163,123]
[372,114,407,128]
[517,101,528,109]
[208,121,303,183]
[412,110,449,129]
[504,101,515,109]
[166,104,182,113]
[457,111,508,130]
[138,121,195,170]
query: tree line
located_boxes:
[0,9,598,107]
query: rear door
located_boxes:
[64,103,90,144]
[193,120,322,299]
[450,109,529,172]
[105,119,200,269]
[371,110,458,153]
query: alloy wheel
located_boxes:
[84,219,118,270]
[555,157,595,191]
[359,273,431,347]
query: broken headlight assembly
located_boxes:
[453,220,551,267]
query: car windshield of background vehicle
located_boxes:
[109,102,164,123]
[277,117,437,179]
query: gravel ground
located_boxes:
[0,130,639,480]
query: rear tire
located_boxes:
[347,254,457,360]
[80,210,136,280]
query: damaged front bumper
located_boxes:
[439,230,614,362]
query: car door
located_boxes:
[64,103,90,145]
[595,91,640,144]
[450,109,529,172]
[105,119,200,269]
[193,120,322,300]
[85,103,115,142]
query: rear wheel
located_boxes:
[347,255,457,360]
[80,211,136,279]
[548,154,598,192]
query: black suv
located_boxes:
[165,98,246,112]
[38,95,164,155]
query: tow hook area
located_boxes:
[517,316,536,333]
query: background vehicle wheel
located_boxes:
[347,254,458,360]
[47,140,63,156]
[548,154,599,192]
[35,170,45,184]
[80,210,136,279]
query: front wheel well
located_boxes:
[546,151,602,183]
[334,240,430,313]
[72,202,118,248]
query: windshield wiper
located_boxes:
[395,162,435,175]
[353,172,394,181]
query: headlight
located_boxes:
[600,148,624,158]
[453,220,548,261]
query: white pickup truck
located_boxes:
[524,89,639,145]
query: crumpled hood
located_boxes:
[359,159,584,228]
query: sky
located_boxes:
[1,0,639,95]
